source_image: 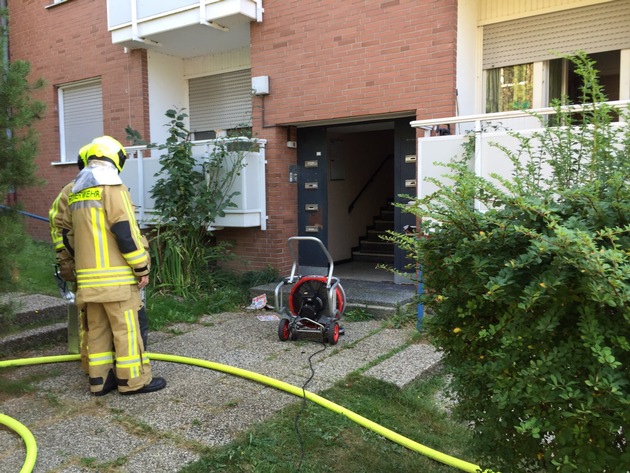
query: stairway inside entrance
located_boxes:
[351,202,394,265]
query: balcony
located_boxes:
[120,138,267,230]
[411,100,630,209]
[107,0,263,58]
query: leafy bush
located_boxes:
[385,52,630,471]
[127,108,250,297]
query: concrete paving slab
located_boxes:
[364,342,443,388]
[0,309,439,473]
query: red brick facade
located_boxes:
[250,0,457,124]
[7,0,457,276]
[7,0,148,240]
[233,0,458,273]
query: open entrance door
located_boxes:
[297,117,416,282]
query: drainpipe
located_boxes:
[0,0,15,201]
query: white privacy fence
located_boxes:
[120,138,267,230]
[412,101,630,210]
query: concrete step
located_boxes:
[250,278,415,318]
[371,219,394,231]
[357,240,394,254]
[351,251,394,264]
[0,293,70,355]
[0,293,67,330]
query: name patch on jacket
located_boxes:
[69,188,102,205]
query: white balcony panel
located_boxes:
[108,0,262,58]
[120,140,267,230]
[417,135,467,201]
[415,101,630,213]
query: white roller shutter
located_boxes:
[60,80,103,162]
[189,69,252,133]
[483,1,630,69]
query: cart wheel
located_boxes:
[278,319,291,341]
[326,321,340,345]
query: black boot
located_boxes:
[91,369,117,396]
[120,377,167,395]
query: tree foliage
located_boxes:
[386,52,630,471]
[0,8,45,194]
[0,7,45,289]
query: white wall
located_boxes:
[456,0,479,133]
[327,130,394,261]
[147,51,188,146]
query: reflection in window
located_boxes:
[486,64,533,113]
[549,51,620,105]
[548,51,620,125]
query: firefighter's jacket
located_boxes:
[62,163,149,304]
[49,181,73,251]
[49,181,78,282]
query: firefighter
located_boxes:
[62,136,166,396]
[49,143,151,374]
[49,143,91,373]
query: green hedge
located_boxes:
[386,52,630,471]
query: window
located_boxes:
[484,51,623,116]
[486,63,533,113]
[57,79,103,163]
[188,69,252,140]
[549,51,620,105]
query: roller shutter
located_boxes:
[60,80,103,162]
[189,69,252,133]
[483,1,630,69]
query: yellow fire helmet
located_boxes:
[87,135,127,173]
[77,143,91,170]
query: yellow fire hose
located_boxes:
[0,353,495,473]
[0,413,37,473]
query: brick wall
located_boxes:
[8,0,149,241]
[250,0,458,125]
[228,0,458,274]
[8,0,458,278]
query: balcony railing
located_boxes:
[411,100,630,208]
[120,138,267,230]
[107,0,263,58]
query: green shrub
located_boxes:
[127,108,250,297]
[385,52,630,471]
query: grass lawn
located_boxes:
[181,372,476,473]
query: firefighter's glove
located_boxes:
[56,248,77,282]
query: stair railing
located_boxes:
[347,154,393,214]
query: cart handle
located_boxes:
[286,236,335,288]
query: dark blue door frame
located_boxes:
[296,118,416,274]
[296,126,328,267]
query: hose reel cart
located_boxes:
[275,237,346,345]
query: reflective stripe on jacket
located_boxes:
[63,183,149,303]
[49,182,73,251]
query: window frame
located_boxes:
[482,49,630,115]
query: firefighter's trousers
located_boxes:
[85,289,151,394]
